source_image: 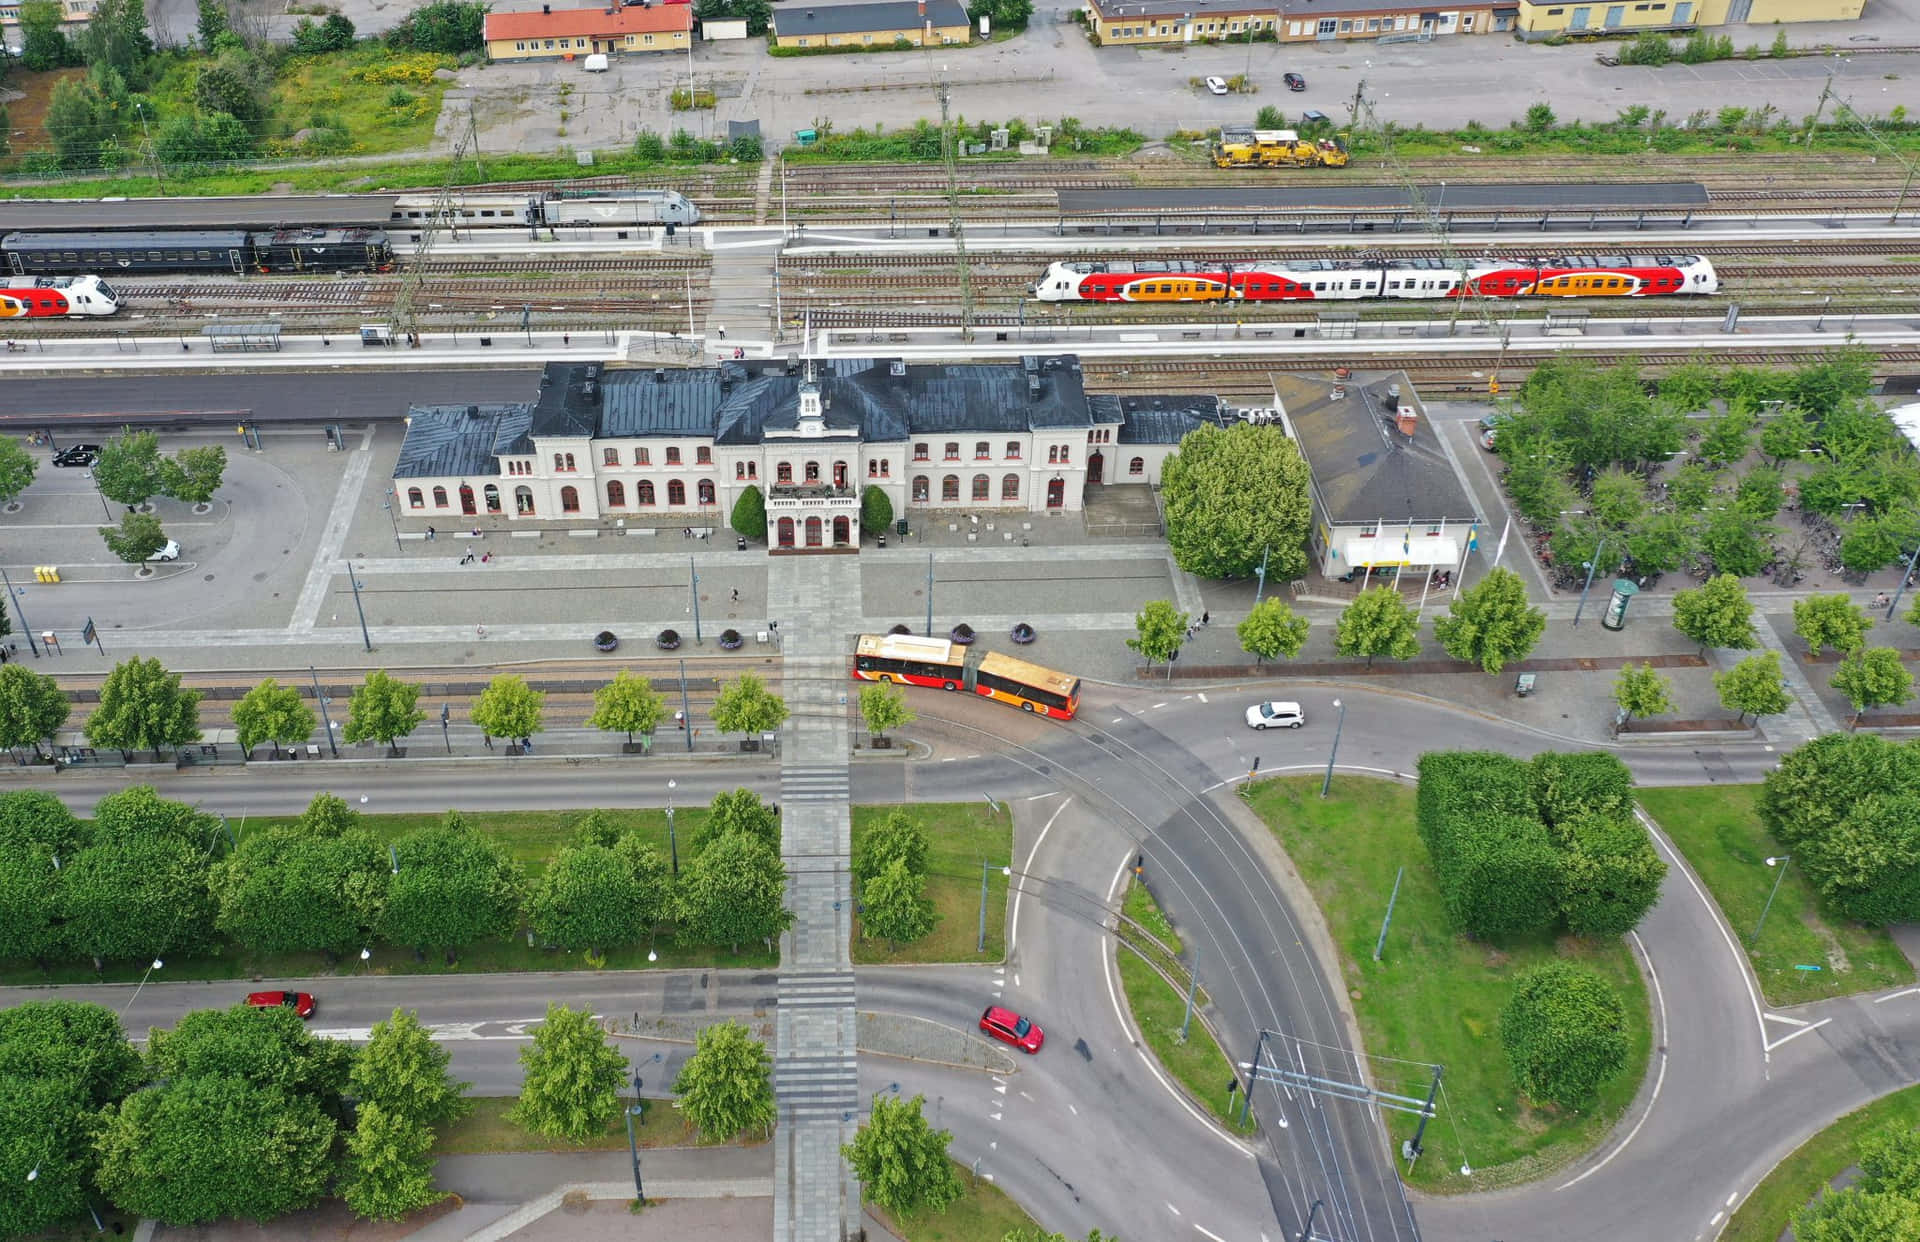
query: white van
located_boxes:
[583,53,609,72]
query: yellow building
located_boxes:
[1086,0,1511,44]
[770,0,972,48]
[484,2,691,62]
[1515,0,1861,38]
[0,0,96,25]
[1086,0,1280,44]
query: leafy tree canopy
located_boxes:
[677,830,790,952]
[1237,597,1309,663]
[712,671,789,737]
[209,826,386,956]
[146,1002,355,1108]
[85,657,201,759]
[1500,962,1629,1110]
[1433,568,1545,675]
[0,664,71,756]
[0,437,37,505]
[377,813,525,955]
[99,510,168,564]
[231,677,316,758]
[853,810,928,886]
[344,670,426,749]
[1127,598,1187,666]
[350,1008,473,1128]
[1671,573,1757,654]
[1161,423,1313,579]
[843,1092,963,1217]
[509,1003,630,1142]
[673,1019,776,1141]
[93,429,165,508]
[471,673,544,741]
[586,669,665,745]
[1335,586,1422,668]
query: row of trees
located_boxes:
[852,805,937,948]
[1415,750,1665,941]
[3,997,468,1235]
[0,784,791,967]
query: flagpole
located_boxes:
[1490,514,1512,570]
[1454,522,1476,601]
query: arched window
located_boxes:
[971,474,990,501]
[912,476,929,502]
[603,447,620,466]
[432,485,448,507]
[697,480,715,505]
[607,480,626,507]
[974,441,990,460]
[1058,446,1070,464]
[869,460,879,477]
[879,459,889,476]
[1047,446,1059,464]
[560,486,580,513]
[667,479,686,505]
[736,462,746,479]
[1001,474,1020,500]
[805,461,820,482]
[514,485,534,515]
[747,462,757,479]
[941,475,959,502]
[408,487,425,508]
[777,462,793,484]
[1130,457,1145,476]
[638,481,656,505]
[483,484,501,513]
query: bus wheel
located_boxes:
[943,681,957,691]
[880,675,893,683]
[1021,702,1035,713]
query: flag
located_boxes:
[1466,523,1479,553]
[1402,526,1412,558]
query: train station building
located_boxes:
[482,2,692,62]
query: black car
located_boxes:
[1284,72,1307,91]
[52,444,101,467]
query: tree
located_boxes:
[1433,568,1545,675]
[673,1019,776,1141]
[526,842,667,954]
[1760,734,1920,925]
[1500,962,1628,1110]
[93,429,165,507]
[196,0,230,48]
[1671,573,1757,655]
[18,0,75,70]
[1839,515,1907,575]
[843,1092,964,1217]
[59,834,216,964]
[344,669,426,752]
[0,789,85,856]
[1793,593,1873,657]
[1161,422,1314,579]
[99,510,168,563]
[861,484,894,538]
[0,663,70,757]
[94,1077,337,1225]
[692,0,774,35]
[378,814,525,959]
[44,77,110,169]
[209,827,385,955]
[731,484,766,540]
[1612,662,1674,726]
[1715,651,1790,726]
[351,1008,473,1128]
[1335,586,1422,668]
[677,830,790,952]
[691,787,781,857]
[386,0,488,51]
[1759,411,1816,467]
[509,1003,629,1142]
[712,671,789,741]
[853,810,928,887]
[0,1004,143,1236]
[1237,597,1309,664]
[341,1101,440,1221]
[859,680,915,746]
[0,999,143,1097]
[231,677,316,758]
[158,445,227,504]
[1525,101,1557,131]
[586,669,664,746]
[292,11,356,53]
[79,0,154,87]
[1734,466,1785,521]
[0,437,36,505]
[1831,646,1914,724]
[85,656,200,760]
[862,856,936,947]
[1793,1186,1920,1242]
[1127,598,1187,668]
[296,790,360,838]
[470,673,544,743]
[146,1002,353,1107]
[1697,507,1774,579]
[92,784,218,846]
[1554,812,1666,937]
[1694,401,1756,466]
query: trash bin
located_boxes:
[896,519,909,537]
[878,534,887,548]
[737,536,748,551]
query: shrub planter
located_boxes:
[594,630,619,653]
[870,736,894,749]
[740,737,761,752]
[719,628,744,650]
[656,629,681,651]
[386,746,407,759]
[1010,622,1036,644]
[950,623,976,645]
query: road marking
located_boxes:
[1019,1090,1033,1101]
[1558,928,1667,1190]
[1711,1211,1725,1226]
[1012,973,1020,986]
[1727,1192,1739,1207]
[1166,1203,1182,1217]
[1023,792,1060,802]
[1196,1226,1226,1242]
[1875,987,1920,1004]
[1197,693,1208,703]
[1068,1104,1078,1115]
[1008,796,1072,956]
[1152,702,1167,710]
[1763,1016,1832,1053]
[941,756,957,762]
[1763,1012,1812,1027]
[1110,717,1125,724]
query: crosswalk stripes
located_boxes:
[775,1053,859,1121]
[782,765,850,803]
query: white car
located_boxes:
[146,540,180,562]
[1245,701,1305,729]
[1205,76,1229,95]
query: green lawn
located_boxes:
[432,1095,717,1155]
[1117,881,1258,1136]
[851,804,1011,965]
[873,1162,1043,1242]
[1242,775,1651,1192]
[1721,1083,1920,1242]
[1637,787,1914,1007]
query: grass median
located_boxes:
[1115,881,1259,1136]
[851,803,1011,965]
[1719,1082,1920,1242]
[872,1160,1044,1242]
[432,1096,715,1155]
[1637,786,1914,1007]
[1242,775,1651,1192]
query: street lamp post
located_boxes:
[440,703,452,754]
[1752,855,1792,945]
[624,1068,646,1201]
[309,666,339,757]
[1573,535,1610,628]
[1181,944,1200,1041]
[0,565,41,656]
[1320,698,1346,798]
[1297,1199,1324,1242]
[348,568,373,652]
[1886,539,1920,621]
[925,552,935,637]
[1253,543,1271,607]
[383,492,402,553]
[689,557,702,643]
[977,858,1010,954]
[667,779,679,876]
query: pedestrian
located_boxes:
[1875,591,1891,609]
[482,551,491,564]
[426,525,436,541]
[484,735,494,750]
[731,588,740,603]
[476,624,486,638]
[464,544,474,564]
[717,324,726,339]
[471,527,481,538]
[563,333,570,346]
[1201,610,1210,627]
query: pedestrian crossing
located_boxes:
[782,764,850,804]
[775,970,859,1121]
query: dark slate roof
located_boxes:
[394,403,535,478]
[1273,370,1479,526]
[1097,393,1232,444]
[774,0,968,37]
[530,362,607,438]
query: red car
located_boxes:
[246,991,316,1019]
[979,1005,1044,1053]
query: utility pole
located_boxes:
[1401,1065,1443,1168]
[933,74,976,342]
[392,109,480,348]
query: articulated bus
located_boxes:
[851,634,1081,720]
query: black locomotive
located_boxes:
[2,227,394,276]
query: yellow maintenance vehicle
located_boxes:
[1210,129,1351,169]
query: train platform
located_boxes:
[1058,182,1712,215]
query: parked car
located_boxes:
[979,1005,1044,1053]
[1245,701,1306,730]
[1204,76,1229,95]
[1301,109,1330,124]
[246,990,315,1019]
[1479,413,1503,451]
[52,444,101,467]
[146,540,180,562]
[1284,71,1307,91]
